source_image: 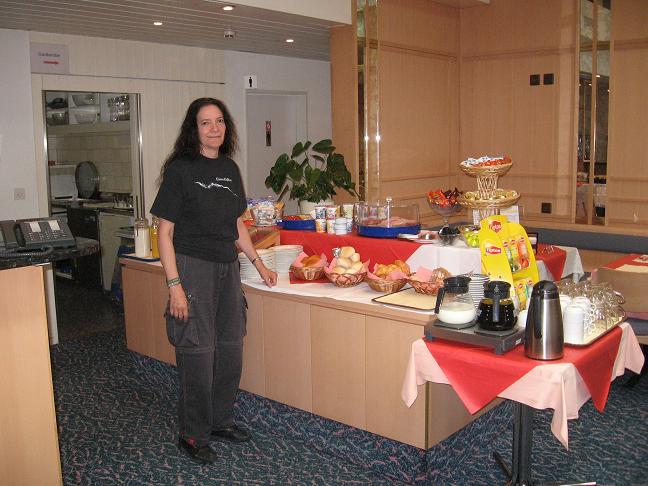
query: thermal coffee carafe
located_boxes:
[477,281,517,331]
[525,280,564,360]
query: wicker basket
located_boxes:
[460,162,513,177]
[457,190,520,210]
[326,271,366,287]
[290,265,325,281]
[407,278,442,295]
[366,277,407,293]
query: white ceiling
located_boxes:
[0,0,489,61]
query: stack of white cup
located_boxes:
[562,295,591,344]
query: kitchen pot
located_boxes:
[525,280,564,360]
[477,280,517,331]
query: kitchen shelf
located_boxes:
[47,120,130,135]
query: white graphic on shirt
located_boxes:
[195,181,239,197]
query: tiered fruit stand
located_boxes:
[457,159,520,221]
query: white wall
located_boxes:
[223,50,332,193]
[0,29,39,220]
[0,29,332,220]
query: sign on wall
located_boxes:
[30,43,70,74]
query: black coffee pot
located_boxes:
[477,281,517,331]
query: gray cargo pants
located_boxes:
[165,253,247,446]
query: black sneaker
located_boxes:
[211,424,251,443]
[178,437,218,464]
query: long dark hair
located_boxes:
[158,97,239,182]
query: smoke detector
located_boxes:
[224,28,236,39]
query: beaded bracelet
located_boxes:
[166,277,181,288]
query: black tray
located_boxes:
[425,321,525,355]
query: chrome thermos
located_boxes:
[525,280,564,360]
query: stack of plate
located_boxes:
[468,274,489,307]
[273,245,304,273]
[239,248,275,279]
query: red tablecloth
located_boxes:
[604,253,648,269]
[424,326,622,414]
[535,244,567,281]
[280,230,420,265]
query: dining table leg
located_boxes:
[494,402,596,486]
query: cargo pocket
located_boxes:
[165,295,199,348]
[241,291,248,338]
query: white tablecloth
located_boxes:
[404,242,584,282]
[401,323,644,449]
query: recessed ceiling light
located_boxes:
[153,21,163,26]
[286,38,294,43]
[222,5,234,11]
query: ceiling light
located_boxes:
[596,74,601,78]
[222,5,234,11]
[224,28,236,39]
[286,38,294,43]
[153,21,163,26]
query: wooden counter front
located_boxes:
[119,256,497,449]
[0,266,62,485]
[240,285,498,449]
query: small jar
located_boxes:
[134,217,150,258]
[149,217,159,258]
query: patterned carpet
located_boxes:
[50,284,648,485]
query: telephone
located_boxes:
[0,218,76,257]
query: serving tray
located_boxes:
[372,287,436,311]
[358,224,420,238]
[280,219,315,231]
[564,319,622,347]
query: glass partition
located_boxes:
[577,0,611,225]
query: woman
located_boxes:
[151,97,277,464]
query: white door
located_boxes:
[246,92,307,216]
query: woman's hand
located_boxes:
[169,285,189,321]
[256,263,277,287]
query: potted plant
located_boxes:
[265,139,359,212]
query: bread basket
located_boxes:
[326,271,366,287]
[366,277,407,293]
[407,278,442,295]
[290,265,325,281]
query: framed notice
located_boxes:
[30,43,69,74]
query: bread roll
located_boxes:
[332,266,347,274]
[394,259,411,275]
[350,252,360,263]
[302,255,321,267]
[339,246,356,259]
[350,261,364,273]
[337,257,352,269]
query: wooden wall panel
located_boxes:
[459,1,578,221]
[375,1,459,225]
[461,0,577,55]
[330,21,360,204]
[379,0,459,53]
[607,0,648,226]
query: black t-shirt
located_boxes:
[150,154,247,262]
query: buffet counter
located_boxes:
[119,258,498,449]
